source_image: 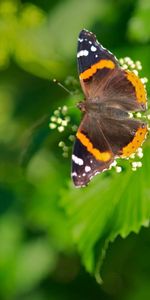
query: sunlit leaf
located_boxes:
[61,145,150,281]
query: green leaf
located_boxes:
[60,145,150,282]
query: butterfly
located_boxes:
[71,29,148,188]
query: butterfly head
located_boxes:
[76,101,86,112]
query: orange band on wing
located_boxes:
[76,131,111,162]
[126,70,147,104]
[79,59,115,80]
[121,126,148,157]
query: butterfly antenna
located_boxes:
[53,79,73,95]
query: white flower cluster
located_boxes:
[58,129,76,158]
[130,148,143,171]
[136,147,143,158]
[49,106,70,132]
[110,160,122,173]
[131,161,142,171]
[58,141,69,158]
[119,57,142,73]
[49,105,78,157]
[119,57,148,88]
[110,145,145,174]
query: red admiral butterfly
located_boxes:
[72,29,148,188]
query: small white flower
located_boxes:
[133,70,138,76]
[63,152,68,158]
[128,112,133,118]
[132,162,137,168]
[122,64,128,70]
[132,167,137,171]
[131,63,135,69]
[136,161,142,168]
[63,146,69,152]
[116,166,122,173]
[57,118,62,124]
[137,152,143,158]
[72,125,78,132]
[58,141,65,147]
[111,160,117,167]
[49,123,57,129]
[135,61,142,70]
[61,120,68,126]
[119,58,124,65]
[136,112,142,118]
[129,153,135,159]
[62,105,68,114]
[137,147,143,153]
[58,126,64,132]
[54,110,60,116]
[141,77,148,84]
[69,135,75,142]
[51,116,57,122]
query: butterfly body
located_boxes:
[72,29,148,188]
[78,100,129,119]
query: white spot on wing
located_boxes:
[85,166,91,172]
[72,154,83,166]
[91,45,97,52]
[77,50,89,58]
[71,172,77,177]
[78,38,83,42]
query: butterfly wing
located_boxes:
[71,115,114,187]
[99,114,148,157]
[77,29,147,111]
[72,112,148,187]
[77,29,118,99]
[101,68,147,112]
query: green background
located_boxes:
[0,0,150,299]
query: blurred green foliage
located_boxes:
[0,0,150,299]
